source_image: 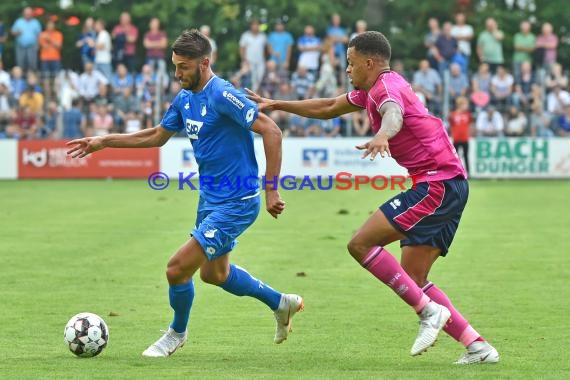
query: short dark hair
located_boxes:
[348,31,391,61]
[172,29,212,59]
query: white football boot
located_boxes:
[410,301,451,356]
[455,341,500,364]
[273,294,304,344]
[142,328,187,357]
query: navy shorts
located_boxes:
[380,177,469,256]
[191,195,260,260]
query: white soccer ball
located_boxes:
[63,312,109,358]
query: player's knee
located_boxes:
[347,238,368,262]
[166,262,185,284]
[199,269,228,285]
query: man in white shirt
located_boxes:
[451,12,474,62]
[239,19,267,92]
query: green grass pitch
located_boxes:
[1,179,569,379]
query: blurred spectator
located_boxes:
[94,19,113,82]
[77,62,108,106]
[6,106,38,139]
[19,85,44,115]
[164,80,181,104]
[39,19,63,101]
[412,59,442,115]
[352,108,370,136]
[112,12,139,72]
[0,60,10,91]
[350,19,367,40]
[433,22,458,74]
[55,69,79,110]
[76,17,96,66]
[114,86,139,127]
[477,17,504,73]
[270,82,295,135]
[448,96,472,174]
[546,84,570,116]
[512,61,536,111]
[124,110,142,133]
[297,25,322,76]
[135,63,159,102]
[450,12,474,63]
[291,65,315,100]
[490,65,513,112]
[315,55,337,98]
[267,19,294,73]
[259,60,284,99]
[10,66,26,100]
[545,62,568,92]
[91,101,113,136]
[239,19,267,93]
[199,25,217,67]
[0,18,6,60]
[529,101,553,138]
[424,18,440,69]
[326,13,349,82]
[10,7,42,73]
[448,62,469,106]
[230,61,252,91]
[111,63,134,98]
[504,105,528,137]
[476,106,504,137]
[471,62,492,97]
[62,98,84,139]
[512,20,535,78]
[392,59,408,80]
[535,22,558,71]
[0,82,14,136]
[555,104,570,137]
[38,100,59,139]
[143,18,168,75]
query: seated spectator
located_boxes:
[259,60,284,99]
[546,84,570,117]
[91,101,113,136]
[6,106,38,139]
[62,98,85,139]
[230,61,252,91]
[544,62,568,92]
[315,55,337,98]
[135,63,160,102]
[123,110,142,133]
[0,82,15,137]
[448,62,469,107]
[556,104,570,137]
[290,65,315,100]
[55,69,79,111]
[113,86,139,128]
[412,59,442,115]
[512,61,536,111]
[38,100,59,139]
[529,102,553,138]
[111,63,134,98]
[270,82,295,136]
[10,66,27,100]
[77,62,108,108]
[504,105,528,137]
[19,85,44,115]
[471,62,492,95]
[490,65,513,112]
[476,106,504,137]
[352,108,370,136]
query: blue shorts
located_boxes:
[380,177,469,256]
[191,195,260,260]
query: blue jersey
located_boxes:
[160,76,259,203]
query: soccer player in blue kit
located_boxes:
[67,29,304,357]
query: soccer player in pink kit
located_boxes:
[247,31,499,364]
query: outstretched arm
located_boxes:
[250,113,285,219]
[246,89,360,119]
[66,126,176,158]
[356,101,403,160]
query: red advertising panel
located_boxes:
[18,140,159,178]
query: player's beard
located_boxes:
[184,68,202,92]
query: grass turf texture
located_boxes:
[1,179,569,379]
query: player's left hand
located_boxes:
[265,189,286,219]
[245,88,274,112]
[356,134,391,160]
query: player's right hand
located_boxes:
[245,88,274,112]
[265,189,286,219]
[66,136,105,158]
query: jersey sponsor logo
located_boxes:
[185,119,203,140]
[222,90,245,109]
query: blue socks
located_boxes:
[220,264,281,310]
[169,280,195,333]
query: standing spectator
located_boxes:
[350,20,368,40]
[433,22,458,74]
[112,12,139,73]
[450,12,474,64]
[239,19,267,93]
[326,13,349,82]
[62,98,85,139]
[0,18,6,60]
[267,19,294,74]
[38,19,63,102]
[424,18,440,69]
[490,65,514,112]
[535,22,558,71]
[477,17,504,73]
[94,19,113,82]
[199,25,217,67]
[476,106,504,137]
[10,7,42,73]
[297,25,322,77]
[143,18,168,75]
[448,96,472,174]
[412,59,442,115]
[76,17,96,66]
[512,20,535,78]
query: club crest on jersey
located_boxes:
[222,90,245,109]
[201,104,207,116]
[186,118,204,140]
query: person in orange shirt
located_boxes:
[39,19,63,101]
[448,96,473,174]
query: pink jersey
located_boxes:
[347,71,467,182]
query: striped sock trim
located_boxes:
[361,247,384,268]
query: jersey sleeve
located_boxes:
[372,77,405,114]
[159,92,184,132]
[213,84,259,130]
[346,89,367,108]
